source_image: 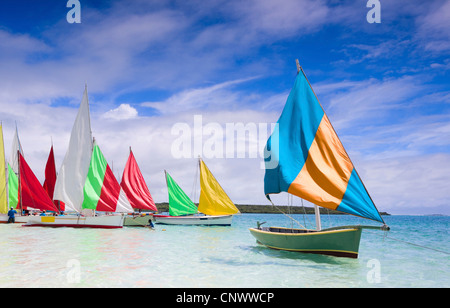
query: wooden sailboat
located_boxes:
[19,153,60,213]
[121,147,158,226]
[25,86,133,228]
[249,60,389,258]
[153,159,240,226]
[0,123,25,223]
[0,124,33,223]
[2,148,60,223]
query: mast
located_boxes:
[314,205,321,231]
[297,59,322,230]
[17,150,22,215]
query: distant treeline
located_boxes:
[153,203,390,216]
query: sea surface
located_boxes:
[0,214,448,288]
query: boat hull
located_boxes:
[153,214,233,226]
[124,214,153,227]
[23,215,125,229]
[0,215,30,224]
[249,226,363,258]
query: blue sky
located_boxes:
[0,0,449,215]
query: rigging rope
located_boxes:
[269,199,306,229]
[365,229,450,255]
[270,198,449,256]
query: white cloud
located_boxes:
[314,76,424,132]
[416,0,450,52]
[141,77,258,114]
[103,104,138,120]
[230,0,329,38]
[363,153,450,214]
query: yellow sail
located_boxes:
[198,159,239,216]
[0,123,7,214]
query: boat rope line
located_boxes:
[269,201,450,255]
[269,199,306,229]
[365,230,450,255]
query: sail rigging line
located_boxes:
[268,198,306,230]
[300,198,314,229]
[290,195,294,229]
[296,60,385,225]
[365,229,450,256]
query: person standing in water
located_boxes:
[7,207,17,223]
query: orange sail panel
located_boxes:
[20,153,59,212]
[121,149,157,211]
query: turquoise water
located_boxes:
[0,214,448,288]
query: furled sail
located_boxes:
[53,86,93,212]
[264,67,384,223]
[120,149,157,211]
[165,170,197,216]
[198,160,239,216]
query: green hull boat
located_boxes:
[249,226,363,258]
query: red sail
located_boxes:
[43,146,57,198]
[20,153,59,212]
[120,149,157,211]
[43,146,65,211]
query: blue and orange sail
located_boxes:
[264,66,384,224]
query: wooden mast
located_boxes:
[296,59,322,231]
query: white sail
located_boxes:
[53,86,93,212]
[116,188,134,213]
[9,125,23,174]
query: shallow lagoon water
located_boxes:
[0,214,448,288]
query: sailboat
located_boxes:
[121,147,158,227]
[25,86,133,228]
[0,123,22,223]
[19,153,60,213]
[153,159,240,226]
[249,60,389,258]
[2,133,60,223]
[0,124,40,224]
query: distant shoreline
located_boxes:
[153,202,391,216]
